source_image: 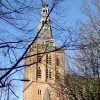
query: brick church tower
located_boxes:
[23,1,65,100]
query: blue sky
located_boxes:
[62,0,83,25]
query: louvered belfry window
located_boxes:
[46,68,52,79]
[46,54,51,64]
[37,67,42,78]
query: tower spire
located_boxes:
[37,0,52,40]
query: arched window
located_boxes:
[37,67,41,78]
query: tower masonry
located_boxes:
[23,1,65,100]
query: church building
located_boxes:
[23,1,65,100]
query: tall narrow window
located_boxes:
[46,54,49,64]
[49,55,51,65]
[38,89,41,95]
[40,90,41,95]
[46,54,52,64]
[46,68,52,79]
[56,57,60,66]
[38,89,39,95]
[46,68,49,78]
[49,69,52,79]
[37,67,41,78]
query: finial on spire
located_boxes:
[42,0,48,6]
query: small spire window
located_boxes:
[45,10,47,13]
[43,10,47,13]
[43,10,45,12]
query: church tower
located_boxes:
[23,1,65,100]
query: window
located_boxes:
[46,68,49,78]
[49,55,51,65]
[37,67,41,78]
[49,69,52,78]
[43,10,45,12]
[38,89,41,95]
[56,57,60,66]
[46,54,49,64]
[43,10,47,13]
[46,68,52,79]
[45,10,47,13]
[46,54,52,64]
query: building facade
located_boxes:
[23,1,65,100]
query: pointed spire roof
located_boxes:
[43,87,51,100]
[36,0,53,44]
